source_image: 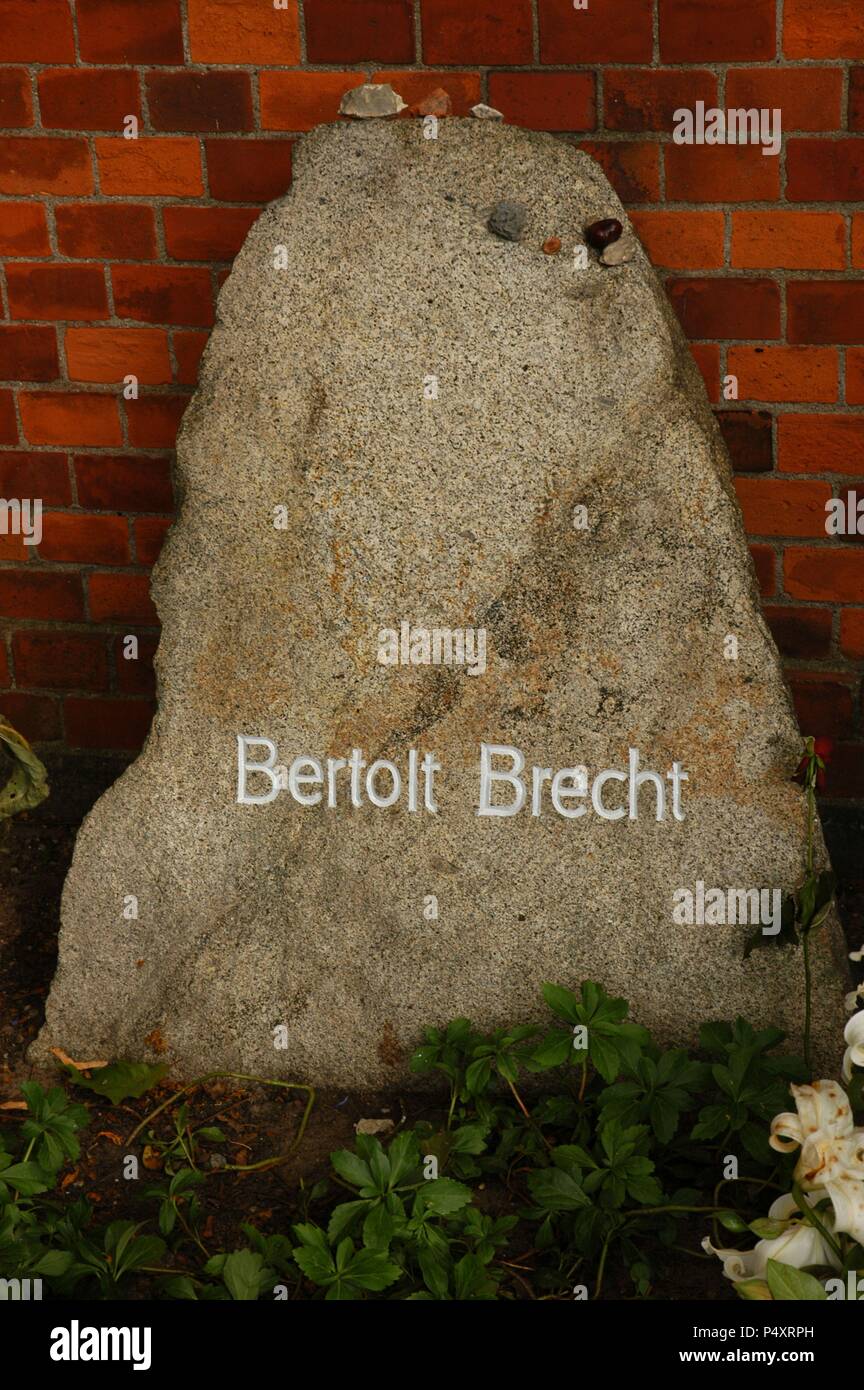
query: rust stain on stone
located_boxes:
[377,1021,402,1070]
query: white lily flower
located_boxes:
[702,1194,840,1282]
[842,1011,864,1083]
[845,988,864,1012]
[770,1080,864,1245]
[849,947,864,963]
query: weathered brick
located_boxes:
[13,631,109,692]
[659,0,775,60]
[0,202,50,256]
[0,68,32,128]
[0,325,59,382]
[77,0,184,63]
[0,137,92,195]
[0,0,75,61]
[765,606,833,659]
[6,264,108,321]
[630,211,724,270]
[188,0,300,64]
[55,204,156,260]
[205,139,293,203]
[784,0,864,59]
[66,328,172,385]
[75,454,173,512]
[88,571,157,622]
[666,277,780,340]
[19,391,122,446]
[734,476,832,537]
[778,415,864,476]
[162,206,259,261]
[539,0,652,62]
[39,68,140,131]
[604,69,716,132]
[788,282,864,345]
[147,71,253,133]
[787,140,864,201]
[112,266,213,327]
[727,347,838,404]
[96,138,203,198]
[64,695,155,749]
[0,569,83,620]
[731,212,846,271]
[715,409,773,473]
[487,72,595,132]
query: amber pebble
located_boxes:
[543,236,562,255]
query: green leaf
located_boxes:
[330,1149,372,1190]
[765,1259,826,1301]
[421,1178,473,1216]
[2,1162,50,1196]
[223,1249,266,1301]
[541,982,581,1024]
[65,1060,168,1106]
[326,1200,369,1243]
[527,1166,590,1212]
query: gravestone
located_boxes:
[35,118,849,1086]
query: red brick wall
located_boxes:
[1,0,863,798]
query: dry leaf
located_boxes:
[60,1169,79,1190]
[142,1145,164,1171]
[50,1046,108,1071]
[0,1100,26,1111]
[96,1130,124,1146]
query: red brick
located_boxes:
[78,0,183,64]
[715,409,773,473]
[731,212,846,271]
[821,743,864,799]
[13,631,109,691]
[0,202,49,256]
[0,326,58,382]
[39,511,129,564]
[134,515,172,564]
[539,0,652,63]
[667,277,780,340]
[837,483,864,545]
[788,672,855,740]
[848,350,864,406]
[147,71,253,134]
[0,644,8,688]
[779,415,864,477]
[5,264,108,322]
[75,454,173,512]
[689,343,720,401]
[0,451,71,505]
[188,0,301,64]
[38,69,140,131]
[0,693,61,742]
[851,70,864,130]
[0,69,32,128]
[205,140,293,203]
[423,0,531,63]
[173,331,208,385]
[125,395,189,449]
[259,72,369,132]
[660,0,775,60]
[577,141,660,203]
[765,606,833,659]
[727,347,838,404]
[88,571,157,622]
[785,546,864,602]
[787,140,864,201]
[725,68,842,132]
[0,137,92,195]
[0,529,28,562]
[788,282,864,345]
[19,392,122,446]
[112,266,213,327]
[487,72,595,132]
[64,695,155,750]
[369,71,481,117]
[163,206,259,262]
[665,144,780,202]
[0,0,75,61]
[115,633,158,695]
[0,392,17,444]
[66,328,172,385]
[605,69,716,132]
[840,609,864,660]
[303,0,412,62]
[55,203,156,260]
[630,211,724,269]
[734,477,832,537]
[784,0,864,59]
[0,569,83,620]
[750,543,776,596]
[854,214,864,268]
[96,138,203,198]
